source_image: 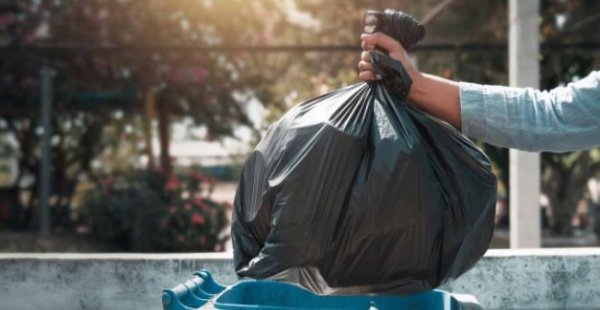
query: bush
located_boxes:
[79,169,229,252]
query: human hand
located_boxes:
[358,33,417,82]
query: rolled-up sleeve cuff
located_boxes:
[459,82,487,140]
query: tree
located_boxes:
[0,0,283,229]
[538,0,600,234]
[1,0,598,237]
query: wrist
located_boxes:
[408,70,425,101]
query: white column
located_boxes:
[509,0,541,248]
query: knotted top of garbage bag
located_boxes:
[364,9,426,51]
[365,10,425,99]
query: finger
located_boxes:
[361,40,376,51]
[357,60,372,72]
[359,70,376,81]
[360,51,371,62]
[361,33,404,52]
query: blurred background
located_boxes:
[0,0,599,253]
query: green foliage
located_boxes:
[538,0,600,234]
[79,169,229,252]
[0,0,283,230]
[1,0,599,238]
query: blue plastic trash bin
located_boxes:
[162,270,482,310]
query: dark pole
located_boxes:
[157,96,171,174]
[39,65,55,236]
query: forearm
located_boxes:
[360,35,600,152]
[460,71,600,152]
[408,72,461,128]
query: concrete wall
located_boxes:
[1,249,599,310]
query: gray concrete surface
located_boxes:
[442,248,600,309]
[1,249,599,309]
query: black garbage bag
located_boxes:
[232,9,497,295]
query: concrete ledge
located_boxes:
[443,249,600,309]
[1,249,599,309]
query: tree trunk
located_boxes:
[157,95,171,173]
[143,89,157,170]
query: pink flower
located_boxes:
[190,172,217,185]
[165,175,180,191]
[205,176,217,185]
[191,213,205,225]
[184,203,192,211]
[193,197,208,210]
[190,172,205,182]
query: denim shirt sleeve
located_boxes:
[459,71,600,152]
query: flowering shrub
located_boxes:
[79,169,229,252]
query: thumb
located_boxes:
[361,33,404,53]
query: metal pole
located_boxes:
[509,0,541,248]
[39,65,55,236]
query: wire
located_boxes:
[421,0,454,25]
[1,42,598,55]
